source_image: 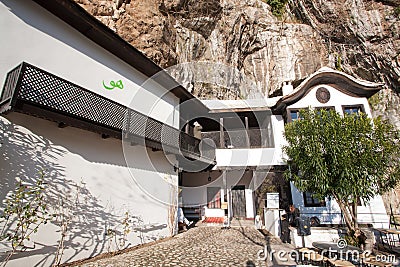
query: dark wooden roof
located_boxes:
[272,68,384,115]
[31,0,209,118]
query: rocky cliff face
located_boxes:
[75,0,399,102]
[290,0,400,125]
[75,0,331,99]
[75,0,400,213]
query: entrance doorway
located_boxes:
[232,185,246,218]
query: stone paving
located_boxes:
[77,224,297,267]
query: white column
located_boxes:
[264,209,281,237]
[245,189,255,218]
[271,115,286,165]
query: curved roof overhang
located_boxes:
[272,67,384,115]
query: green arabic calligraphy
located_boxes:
[103,80,124,90]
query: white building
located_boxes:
[0,0,213,266]
[0,0,391,265]
[272,67,389,229]
[180,67,388,231]
[180,99,286,222]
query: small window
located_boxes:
[289,110,302,122]
[207,187,221,209]
[303,192,326,207]
[289,108,334,122]
[343,105,364,115]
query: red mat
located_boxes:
[202,217,224,223]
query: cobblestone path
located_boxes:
[78,226,296,267]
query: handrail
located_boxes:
[201,129,274,149]
[0,62,215,164]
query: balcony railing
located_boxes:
[201,129,274,149]
[0,62,215,165]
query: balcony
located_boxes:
[201,129,274,149]
[0,62,215,166]
[200,128,278,167]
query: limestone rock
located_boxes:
[74,0,399,98]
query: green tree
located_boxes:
[0,171,51,266]
[263,0,288,17]
[283,108,400,234]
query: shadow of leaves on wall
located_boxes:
[0,117,165,266]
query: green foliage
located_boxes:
[343,229,366,248]
[335,53,342,71]
[105,211,135,253]
[394,6,400,18]
[255,179,277,216]
[0,171,51,265]
[368,93,381,109]
[283,109,400,229]
[263,0,288,17]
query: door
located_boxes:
[232,185,246,218]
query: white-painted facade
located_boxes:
[181,71,389,232]
[181,83,390,229]
[286,83,389,229]
[0,0,180,129]
[291,183,389,228]
[0,113,179,266]
[286,84,373,117]
[214,114,286,167]
[181,170,256,219]
[0,0,392,266]
[0,1,185,266]
[181,99,287,221]
[264,209,281,236]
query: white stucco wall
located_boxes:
[0,113,178,266]
[264,209,281,237]
[215,148,276,167]
[245,189,255,218]
[290,183,389,228]
[287,85,373,117]
[0,0,180,129]
[213,114,286,168]
[271,114,286,164]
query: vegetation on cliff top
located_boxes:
[263,0,288,17]
[395,6,400,18]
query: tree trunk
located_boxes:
[352,200,358,229]
[335,197,356,232]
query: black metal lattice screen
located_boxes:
[0,62,213,163]
[18,65,126,130]
[0,64,23,107]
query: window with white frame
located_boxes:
[289,107,335,122]
[342,105,364,115]
[303,192,326,207]
[289,110,302,122]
